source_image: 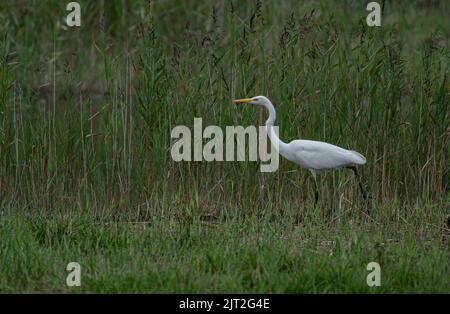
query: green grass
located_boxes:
[0,202,448,293]
[0,0,448,292]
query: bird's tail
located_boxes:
[349,151,366,165]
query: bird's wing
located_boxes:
[287,140,366,170]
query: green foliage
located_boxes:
[0,0,448,292]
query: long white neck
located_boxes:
[261,100,289,155]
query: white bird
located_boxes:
[233,95,367,204]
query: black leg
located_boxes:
[346,166,367,201]
[310,171,319,207]
[314,179,319,206]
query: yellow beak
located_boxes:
[232,98,253,104]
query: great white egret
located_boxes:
[233,95,367,205]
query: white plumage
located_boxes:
[233,95,367,203]
[282,140,366,173]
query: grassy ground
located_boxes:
[0,0,448,292]
[1,203,448,293]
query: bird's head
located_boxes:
[232,95,270,106]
